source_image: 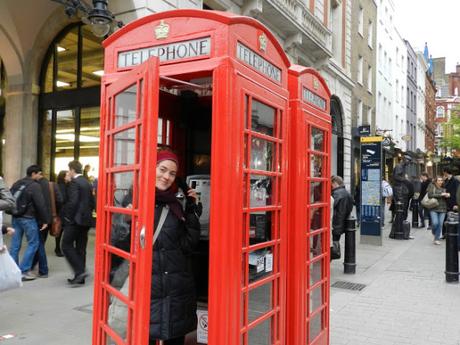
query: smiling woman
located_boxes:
[39,23,103,180]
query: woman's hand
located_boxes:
[187,188,198,203]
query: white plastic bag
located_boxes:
[0,235,22,292]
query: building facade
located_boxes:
[415,51,427,170]
[0,0,353,187]
[405,40,417,155]
[350,0,377,188]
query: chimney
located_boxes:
[456,63,460,74]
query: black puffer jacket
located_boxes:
[331,185,354,237]
[150,201,201,340]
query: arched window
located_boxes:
[39,23,103,179]
[436,106,445,118]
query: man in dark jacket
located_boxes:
[331,176,354,260]
[9,165,49,281]
[442,168,459,238]
[61,160,95,285]
[418,172,431,228]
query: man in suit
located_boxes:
[442,167,459,238]
[61,160,95,286]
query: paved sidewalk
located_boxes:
[330,213,460,345]
[1,213,460,345]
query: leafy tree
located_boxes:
[440,106,460,151]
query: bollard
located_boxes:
[344,217,356,274]
[411,198,419,228]
[392,201,405,240]
[445,216,459,283]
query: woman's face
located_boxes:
[64,171,71,183]
[156,160,178,191]
[435,177,443,187]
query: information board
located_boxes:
[360,136,383,244]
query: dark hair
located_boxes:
[68,160,83,174]
[57,170,68,184]
[443,167,452,175]
[421,172,429,178]
[26,165,42,177]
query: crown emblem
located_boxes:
[155,20,169,40]
[313,78,319,90]
[259,34,267,52]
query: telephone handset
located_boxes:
[175,176,193,202]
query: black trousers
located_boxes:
[149,336,185,345]
[62,224,90,276]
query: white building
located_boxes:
[416,51,428,152]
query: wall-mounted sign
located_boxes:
[302,88,326,110]
[358,125,371,136]
[118,37,211,68]
[236,42,281,82]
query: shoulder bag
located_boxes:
[48,182,62,237]
[0,234,23,292]
[421,192,439,209]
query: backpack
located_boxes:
[382,180,393,198]
[6,179,34,217]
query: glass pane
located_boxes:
[310,182,323,204]
[248,316,272,344]
[249,247,273,283]
[41,110,52,178]
[80,107,100,180]
[310,285,323,313]
[309,311,323,343]
[106,292,129,342]
[115,84,137,127]
[112,172,135,207]
[310,232,323,259]
[250,175,275,208]
[251,138,274,171]
[43,54,54,93]
[109,252,130,292]
[311,127,324,151]
[113,128,136,166]
[251,99,275,136]
[310,207,324,232]
[110,212,133,254]
[81,25,104,88]
[248,283,272,322]
[55,109,76,175]
[249,211,272,243]
[310,259,323,286]
[56,26,78,90]
[310,155,324,177]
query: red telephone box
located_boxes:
[92,9,293,345]
[287,65,332,345]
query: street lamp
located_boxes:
[51,0,123,37]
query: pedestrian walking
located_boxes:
[418,172,432,228]
[0,176,16,250]
[427,176,449,245]
[61,160,95,286]
[148,149,201,345]
[381,178,393,227]
[442,168,459,238]
[54,170,69,257]
[330,176,354,260]
[8,165,49,281]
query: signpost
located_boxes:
[360,136,383,245]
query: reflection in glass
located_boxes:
[115,85,137,127]
[112,172,135,207]
[79,107,100,178]
[248,316,272,344]
[250,175,274,208]
[251,99,275,136]
[56,26,78,90]
[309,311,323,343]
[109,252,130,292]
[114,128,136,166]
[310,259,323,286]
[106,293,129,342]
[251,138,273,171]
[110,212,132,255]
[310,285,323,313]
[311,127,324,151]
[249,212,272,243]
[81,25,104,88]
[248,283,272,322]
[55,109,76,174]
[249,248,273,283]
[310,207,324,232]
[310,155,323,177]
[310,232,323,259]
[310,182,323,204]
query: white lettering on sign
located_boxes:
[236,42,281,83]
[117,37,211,68]
[302,87,326,110]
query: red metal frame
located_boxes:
[287,66,332,345]
[93,9,332,345]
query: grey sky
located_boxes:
[393,0,460,73]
